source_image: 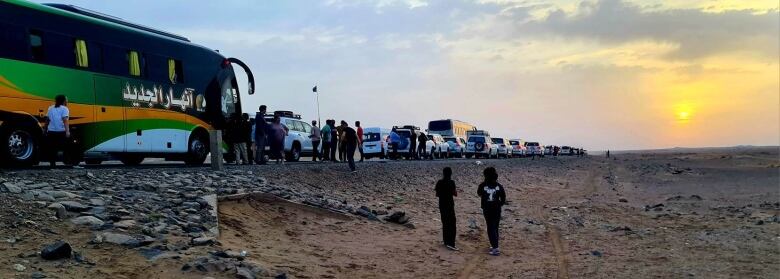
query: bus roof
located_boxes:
[6,0,207,48]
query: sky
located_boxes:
[34,0,779,150]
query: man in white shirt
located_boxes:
[45,95,71,167]
[309,120,321,161]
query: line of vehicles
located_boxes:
[0,0,585,167]
[259,115,586,162]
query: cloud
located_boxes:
[514,0,779,60]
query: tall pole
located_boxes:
[315,88,321,127]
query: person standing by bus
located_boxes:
[268,115,287,164]
[247,115,255,164]
[341,121,358,172]
[253,105,269,165]
[355,121,364,162]
[329,120,338,162]
[310,120,321,162]
[44,95,71,168]
[409,130,418,160]
[321,120,332,161]
[228,113,249,165]
[338,121,346,162]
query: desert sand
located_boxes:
[0,147,778,278]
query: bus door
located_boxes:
[92,75,125,152]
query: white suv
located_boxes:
[465,131,498,159]
[491,138,512,158]
[264,112,314,161]
[525,142,544,157]
[443,136,466,158]
[426,134,450,159]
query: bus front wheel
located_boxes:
[185,132,209,165]
[0,124,40,167]
[119,154,144,166]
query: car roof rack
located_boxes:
[264,110,301,119]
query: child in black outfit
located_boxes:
[477,167,506,256]
[435,167,458,251]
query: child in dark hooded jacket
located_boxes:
[477,167,506,256]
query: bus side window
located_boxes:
[43,32,74,68]
[102,44,125,76]
[28,29,44,61]
[127,50,143,77]
[0,23,27,60]
[74,39,88,68]
[168,59,184,84]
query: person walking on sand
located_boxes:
[44,94,74,168]
[477,167,506,256]
[253,105,269,165]
[356,121,364,162]
[268,115,287,164]
[321,120,332,161]
[341,121,358,172]
[310,120,321,162]
[436,167,458,250]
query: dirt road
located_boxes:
[1,147,778,278]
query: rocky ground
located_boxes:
[0,147,778,278]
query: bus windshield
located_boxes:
[428,120,452,132]
[221,77,238,116]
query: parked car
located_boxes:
[426,133,450,159]
[491,138,512,158]
[544,145,554,156]
[443,136,467,158]
[362,127,390,160]
[263,111,314,162]
[525,142,544,157]
[560,146,572,156]
[509,139,526,157]
[390,125,419,159]
[465,130,498,159]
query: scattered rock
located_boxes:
[113,220,137,229]
[40,241,72,260]
[60,201,90,212]
[101,232,141,247]
[70,216,105,227]
[236,267,256,279]
[619,198,628,203]
[31,272,47,279]
[13,263,26,272]
[192,237,215,246]
[88,198,105,206]
[591,250,602,257]
[3,182,22,194]
[47,203,67,219]
[384,211,409,224]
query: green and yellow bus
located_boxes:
[0,0,255,166]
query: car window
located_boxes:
[468,137,485,143]
[300,121,312,133]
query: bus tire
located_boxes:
[119,154,145,166]
[0,124,40,167]
[85,159,103,165]
[185,131,209,165]
[286,142,301,162]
